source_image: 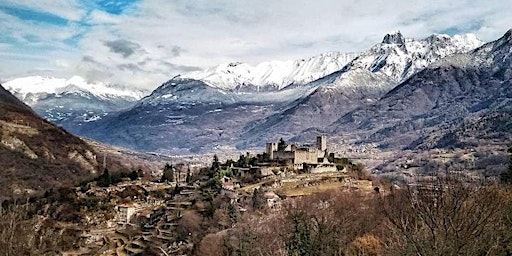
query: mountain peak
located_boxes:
[488,28,512,53]
[382,31,405,45]
[181,52,359,91]
[503,28,512,41]
[227,62,243,67]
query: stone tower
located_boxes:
[266,142,277,160]
[316,136,327,152]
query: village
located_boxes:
[60,136,375,255]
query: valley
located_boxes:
[1,7,511,254]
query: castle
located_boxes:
[266,136,336,172]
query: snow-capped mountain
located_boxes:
[80,77,290,153]
[68,31,493,155]
[4,76,148,132]
[238,32,483,147]
[345,32,482,82]
[5,75,145,103]
[327,29,512,150]
[313,32,484,94]
[182,52,359,91]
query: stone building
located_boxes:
[268,136,326,165]
[264,191,281,209]
[266,136,336,172]
[317,135,327,152]
[266,142,277,159]
[117,203,138,224]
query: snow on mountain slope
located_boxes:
[4,76,146,104]
[337,32,483,83]
[79,77,290,154]
[239,32,483,148]
[4,76,149,134]
[43,31,486,154]
[182,52,359,91]
[326,29,512,150]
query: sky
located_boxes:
[0,0,511,90]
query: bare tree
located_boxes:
[0,203,68,256]
[196,232,228,256]
[177,210,203,244]
[379,177,510,255]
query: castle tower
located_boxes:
[266,142,277,160]
[316,136,327,152]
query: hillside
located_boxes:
[0,84,104,199]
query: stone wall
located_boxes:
[310,165,337,173]
[294,148,318,164]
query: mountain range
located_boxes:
[5,30,511,156]
[238,32,483,147]
[182,51,359,91]
[3,76,147,134]
[0,80,172,199]
[327,29,512,150]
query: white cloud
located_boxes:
[1,0,511,89]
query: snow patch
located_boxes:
[4,75,147,104]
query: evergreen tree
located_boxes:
[252,188,266,209]
[228,203,240,224]
[211,155,220,171]
[278,138,287,151]
[286,211,313,256]
[210,155,221,178]
[128,170,138,181]
[137,168,144,178]
[172,183,182,196]
[97,168,111,187]
[186,166,192,184]
[236,152,252,167]
[206,175,221,192]
[161,163,174,182]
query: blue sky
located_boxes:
[1,0,511,89]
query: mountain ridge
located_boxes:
[182,51,360,91]
[4,75,149,134]
[4,31,496,155]
[326,29,512,150]
[237,32,483,148]
[0,83,101,199]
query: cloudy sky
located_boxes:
[1,0,511,89]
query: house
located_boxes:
[117,203,138,224]
[232,166,275,178]
[221,179,235,191]
[136,206,165,229]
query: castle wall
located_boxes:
[273,151,295,162]
[294,148,318,164]
[310,165,337,173]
